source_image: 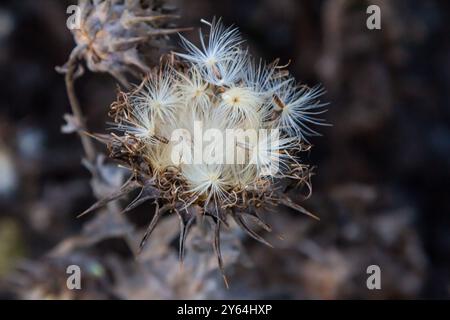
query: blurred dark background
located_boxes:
[0,0,449,299]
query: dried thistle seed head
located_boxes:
[84,18,327,279]
[69,0,186,86]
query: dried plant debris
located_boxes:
[5,214,244,300]
[61,0,190,86]
[7,253,115,300]
[235,185,428,299]
[81,18,327,280]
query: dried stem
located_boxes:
[64,54,96,163]
[63,53,139,256]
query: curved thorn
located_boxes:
[244,212,272,232]
[213,219,229,289]
[178,211,196,264]
[121,186,159,214]
[77,180,139,218]
[138,204,171,253]
[138,204,160,253]
[233,213,273,248]
[280,196,320,221]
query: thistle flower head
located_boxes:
[86,18,327,280]
[67,0,186,86]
